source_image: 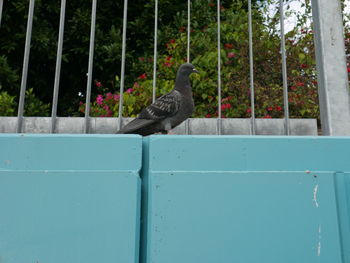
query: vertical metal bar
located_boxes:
[16,0,35,133]
[50,0,66,133]
[84,0,97,134]
[248,0,256,135]
[185,0,191,135]
[118,0,128,130]
[152,0,158,103]
[311,0,350,135]
[216,0,222,135]
[187,0,190,63]
[279,0,290,135]
[0,0,3,28]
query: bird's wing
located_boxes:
[116,90,181,134]
[139,90,181,120]
[116,118,156,134]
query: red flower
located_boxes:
[221,103,231,110]
[224,43,233,49]
[96,81,102,87]
[296,81,305,87]
[291,86,297,91]
[138,73,146,79]
[347,67,350,73]
[166,56,172,61]
[208,2,214,7]
[205,114,211,118]
[169,39,176,44]
[263,115,272,119]
[267,106,273,111]
[139,57,145,62]
[246,107,252,113]
[312,80,318,85]
[275,106,282,111]
[300,64,308,69]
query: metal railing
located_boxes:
[0,0,349,135]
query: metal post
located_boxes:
[185,0,191,135]
[17,0,35,133]
[311,0,350,135]
[118,0,128,130]
[187,0,190,63]
[84,0,97,134]
[152,0,158,103]
[51,0,66,133]
[279,0,290,135]
[248,0,256,135]
[0,0,3,28]
[217,0,222,135]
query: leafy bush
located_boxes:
[0,87,50,116]
[79,0,320,120]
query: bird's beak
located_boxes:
[193,68,199,73]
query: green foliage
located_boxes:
[0,87,17,116]
[80,0,320,120]
[0,87,50,116]
[23,88,51,116]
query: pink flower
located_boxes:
[205,114,211,118]
[133,82,140,88]
[103,105,109,111]
[164,62,172,68]
[114,94,120,101]
[96,95,103,105]
[267,106,273,111]
[227,52,235,58]
[96,81,102,88]
[126,88,134,94]
[79,101,83,105]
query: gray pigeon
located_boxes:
[116,63,199,136]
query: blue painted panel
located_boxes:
[334,172,350,262]
[0,135,142,263]
[143,136,350,263]
[0,134,141,171]
[147,136,350,172]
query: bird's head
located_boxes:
[178,63,199,76]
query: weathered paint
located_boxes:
[141,135,350,263]
[0,134,142,263]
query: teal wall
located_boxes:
[141,136,350,263]
[0,134,142,263]
[0,135,349,263]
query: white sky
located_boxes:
[273,0,350,32]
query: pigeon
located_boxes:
[116,63,199,136]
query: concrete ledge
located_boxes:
[0,117,318,135]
